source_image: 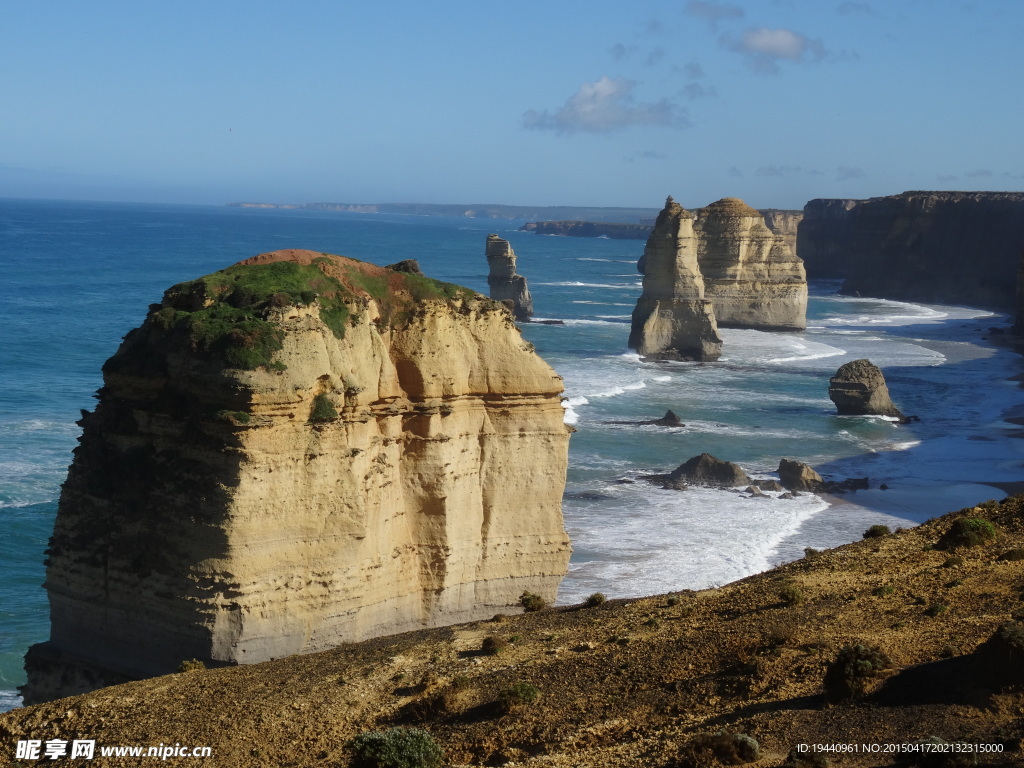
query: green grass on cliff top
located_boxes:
[150,257,474,370]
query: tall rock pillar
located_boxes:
[696,197,808,330]
[629,197,722,361]
[486,235,533,320]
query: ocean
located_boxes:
[2,197,1023,711]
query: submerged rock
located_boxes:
[666,453,751,488]
[486,235,533,320]
[828,359,904,418]
[607,409,684,427]
[629,196,722,361]
[24,249,571,704]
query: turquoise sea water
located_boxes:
[2,198,1023,710]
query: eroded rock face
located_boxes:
[761,209,803,257]
[25,250,571,703]
[486,235,533,320]
[828,359,904,418]
[695,198,808,330]
[629,197,722,361]
[798,191,1024,308]
[778,459,824,492]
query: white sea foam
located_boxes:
[590,381,647,398]
[570,300,633,306]
[536,281,640,290]
[561,401,578,425]
[0,689,21,713]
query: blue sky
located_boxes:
[2,0,1022,209]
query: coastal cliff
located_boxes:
[798,191,1024,307]
[760,209,803,256]
[485,235,533,320]
[629,197,722,360]
[695,198,808,330]
[24,250,570,703]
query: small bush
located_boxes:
[823,643,892,702]
[584,592,607,608]
[941,555,965,568]
[924,601,948,617]
[803,547,821,559]
[666,596,680,607]
[939,517,998,549]
[863,524,891,539]
[348,727,443,768]
[872,585,895,597]
[176,659,205,673]
[498,681,540,713]
[480,635,508,656]
[519,591,547,613]
[309,393,338,423]
[998,548,1024,562]
[683,730,760,765]
[779,582,804,605]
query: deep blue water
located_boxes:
[2,197,1023,710]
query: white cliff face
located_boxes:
[486,235,533,320]
[695,198,808,331]
[26,250,570,703]
[629,198,723,361]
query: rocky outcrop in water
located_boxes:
[23,249,571,704]
[486,235,533,321]
[649,453,751,489]
[797,191,1024,308]
[828,359,904,418]
[629,197,722,361]
[695,198,808,330]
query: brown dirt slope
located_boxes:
[3,496,1024,767]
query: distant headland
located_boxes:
[227,201,660,223]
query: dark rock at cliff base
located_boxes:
[667,453,750,488]
[752,479,784,492]
[778,459,824,492]
[778,459,869,494]
[828,359,904,418]
[385,259,425,276]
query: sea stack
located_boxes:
[629,196,722,361]
[828,359,904,418]
[695,197,808,330]
[486,234,533,320]
[24,250,571,704]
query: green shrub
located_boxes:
[519,591,547,613]
[348,727,443,768]
[939,517,998,549]
[863,524,891,539]
[823,643,892,702]
[803,547,821,559]
[941,555,965,568]
[872,585,895,597]
[779,582,804,605]
[176,659,205,673]
[498,681,540,713]
[309,393,338,423]
[480,635,508,656]
[924,601,948,617]
[584,592,607,608]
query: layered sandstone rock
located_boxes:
[828,359,904,418]
[761,209,803,257]
[798,191,1024,308]
[695,198,808,330]
[24,250,571,704]
[486,235,533,320]
[629,197,722,360]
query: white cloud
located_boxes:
[724,27,826,73]
[836,166,865,180]
[523,77,686,134]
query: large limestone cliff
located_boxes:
[760,209,803,257]
[25,249,570,704]
[629,197,722,361]
[798,191,1024,308]
[695,198,808,330]
[486,235,533,321]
